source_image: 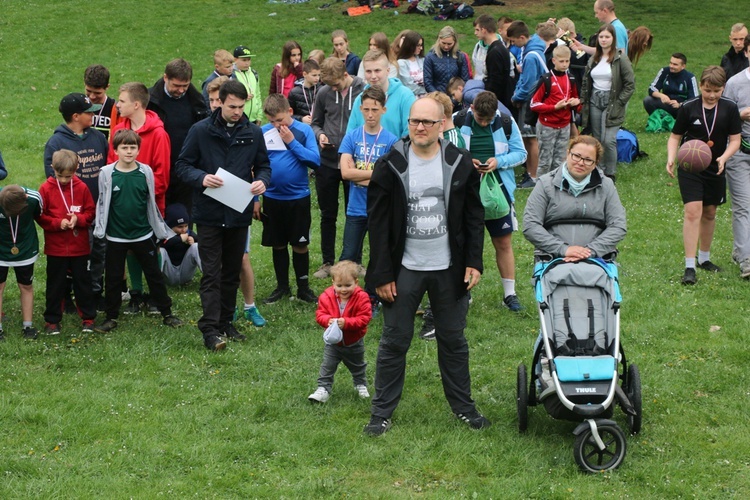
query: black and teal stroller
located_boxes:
[516,258,642,472]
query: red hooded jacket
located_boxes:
[108,110,171,215]
[316,286,372,347]
[37,175,95,257]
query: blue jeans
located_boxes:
[339,215,368,263]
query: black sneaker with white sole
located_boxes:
[363,416,392,436]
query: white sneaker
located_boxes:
[740,258,750,279]
[313,264,332,279]
[308,387,330,403]
[355,384,370,398]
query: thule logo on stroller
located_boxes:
[575,387,597,393]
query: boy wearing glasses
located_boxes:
[455,91,527,312]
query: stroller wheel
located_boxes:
[625,364,642,434]
[516,364,528,432]
[573,422,627,472]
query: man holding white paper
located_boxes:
[176,80,271,351]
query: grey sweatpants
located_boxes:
[159,244,202,286]
[726,151,750,262]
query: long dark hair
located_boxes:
[593,25,617,65]
[397,31,423,60]
[280,40,302,78]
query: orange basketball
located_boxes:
[677,140,712,173]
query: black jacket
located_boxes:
[148,78,209,129]
[289,82,321,122]
[721,47,749,81]
[485,39,514,111]
[175,109,272,228]
[366,139,484,297]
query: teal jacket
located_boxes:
[346,78,416,139]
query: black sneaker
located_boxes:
[94,319,118,333]
[0,328,4,342]
[681,267,697,285]
[204,334,226,351]
[296,287,318,304]
[222,324,247,342]
[455,409,491,429]
[697,260,722,272]
[23,326,38,340]
[162,315,184,328]
[419,308,435,340]
[263,287,291,304]
[363,416,392,436]
[503,294,523,312]
[124,295,142,314]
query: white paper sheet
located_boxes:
[203,167,253,213]
[263,127,287,151]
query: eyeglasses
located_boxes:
[569,152,596,167]
[408,118,442,129]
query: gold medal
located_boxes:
[707,140,714,148]
[10,246,19,255]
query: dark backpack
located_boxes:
[453,108,513,142]
[455,3,474,19]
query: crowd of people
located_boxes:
[1,0,749,435]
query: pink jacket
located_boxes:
[316,286,372,346]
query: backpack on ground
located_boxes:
[616,128,648,163]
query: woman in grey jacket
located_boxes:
[580,25,635,181]
[523,135,626,261]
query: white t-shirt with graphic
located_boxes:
[402,149,450,271]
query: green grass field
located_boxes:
[1,0,750,497]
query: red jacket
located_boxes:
[316,286,372,346]
[270,63,304,98]
[37,175,95,257]
[107,110,171,215]
[530,71,581,129]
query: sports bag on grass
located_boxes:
[480,171,510,220]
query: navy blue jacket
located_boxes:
[175,109,272,228]
[424,50,470,93]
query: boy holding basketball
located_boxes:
[666,66,741,285]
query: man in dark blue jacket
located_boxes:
[643,53,698,118]
[175,80,271,351]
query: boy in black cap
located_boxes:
[233,45,263,124]
[43,93,110,309]
[159,203,201,286]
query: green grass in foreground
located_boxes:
[1,0,750,497]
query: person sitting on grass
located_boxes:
[94,129,184,333]
[159,203,201,287]
[37,150,97,336]
[0,184,43,340]
[643,53,698,119]
[308,260,372,404]
[666,66,741,285]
